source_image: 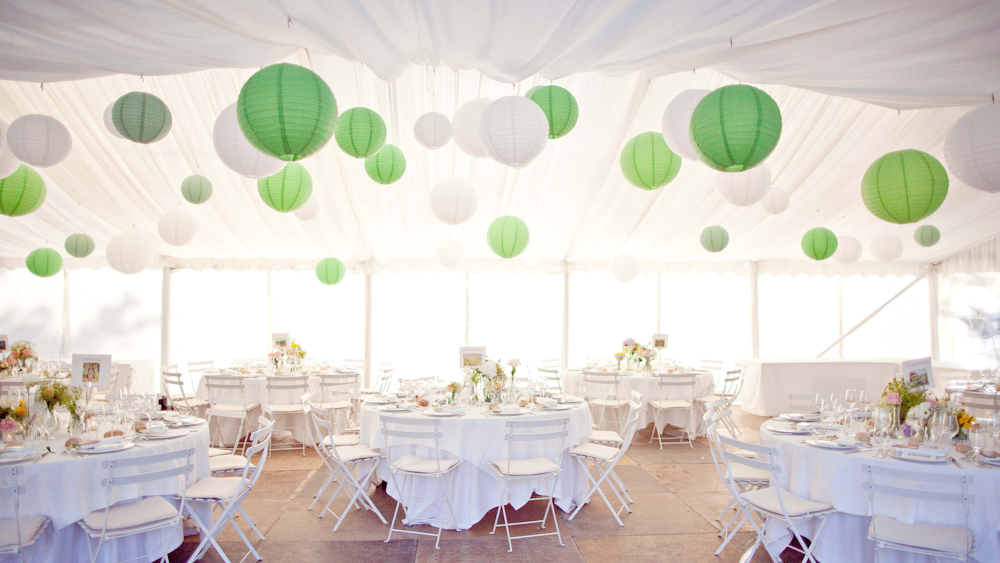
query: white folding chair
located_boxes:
[701,359,724,386]
[265,375,310,455]
[697,369,743,410]
[381,415,461,549]
[160,366,209,415]
[649,373,697,448]
[538,367,562,393]
[587,390,642,446]
[318,372,361,434]
[704,396,739,439]
[204,374,258,457]
[302,394,356,512]
[78,447,195,563]
[787,393,817,413]
[375,362,394,394]
[91,366,129,404]
[862,463,976,561]
[0,466,48,563]
[187,360,216,389]
[581,371,628,432]
[490,416,569,553]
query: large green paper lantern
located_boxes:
[65,233,95,258]
[181,174,212,204]
[620,132,682,190]
[365,144,405,184]
[861,149,948,224]
[0,164,46,217]
[527,85,579,139]
[26,248,62,277]
[316,258,345,286]
[335,108,386,158]
[802,228,838,261]
[257,163,312,212]
[237,63,338,161]
[112,92,172,144]
[700,226,729,253]
[487,216,530,259]
[915,225,941,247]
[689,85,782,172]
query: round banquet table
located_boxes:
[757,422,1000,563]
[0,422,211,563]
[562,370,715,435]
[359,402,593,530]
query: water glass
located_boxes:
[969,426,989,460]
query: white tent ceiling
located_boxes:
[0,0,998,273]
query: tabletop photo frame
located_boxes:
[902,357,934,390]
[71,353,112,388]
[459,346,486,369]
[272,333,290,348]
[652,334,668,349]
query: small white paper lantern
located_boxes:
[610,253,640,282]
[479,96,548,168]
[759,187,789,215]
[414,112,452,149]
[944,104,1000,193]
[7,115,72,167]
[715,164,771,206]
[661,89,710,160]
[107,231,154,274]
[104,103,125,139]
[435,240,465,268]
[429,178,477,225]
[158,210,197,246]
[870,234,903,263]
[833,235,862,265]
[294,196,319,221]
[213,103,284,179]
[452,98,493,158]
[0,121,21,179]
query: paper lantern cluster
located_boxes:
[258,163,312,212]
[316,258,346,286]
[914,225,941,247]
[801,228,838,261]
[452,98,493,158]
[700,226,729,253]
[527,85,579,139]
[414,112,452,149]
[480,96,549,168]
[365,144,406,184]
[870,234,903,263]
[944,104,1000,193]
[833,235,862,265]
[0,121,20,178]
[65,233,95,258]
[294,197,319,221]
[690,85,782,172]
[0,165,46,217]
[8,115,73,167]
[237,63,337,161]
[429,178,477,225]
[112,92,172,144]
[716,164,771,206]
[661,89,710,160]
[181,174,212,204]
[158,210,197,246]
[26,248,62,278]
[335,107,386,158]
[107,231,154,275]
[435,240,465,269]
[861,149,948,224]
[487,216,530,259]
[759,187,789,215]
[610,253,640,282]
[620,132,682,190]
[213,103,284,179]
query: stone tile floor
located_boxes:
[170,408,800,563]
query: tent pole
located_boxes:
[562,268,570,370]
[750,263,760,358]
[364,272,373,389]
[160,267,172,391]
[928,263,940,361]
[60,268,71,360]
[816,274,925,358]
[656,271,661,333]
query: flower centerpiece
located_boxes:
[283,341,307,371]
[0,358,10,378]
[7,340,37,370]
[471,358,519,403]
[637,347,657,372]
[0,396,29,443]
[613,352,625,370]
[29,380,85,432]
[879,377,928,426]
[445,381,463,404]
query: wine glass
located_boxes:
[968,426,989,461]
[845,389,858,414]
[873,407,893,457]
[858,391,872,413]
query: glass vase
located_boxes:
[889,405,905,439]
[68,416,86,436]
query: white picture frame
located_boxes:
[272,333,290,348]
[902,357,934,389]
[72,353,112,388]
[0,335,7,352]
[459,346,486,369]
[652,334,668,349]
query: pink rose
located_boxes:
[885,392,901,405]
[927,399,937,407]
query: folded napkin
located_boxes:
[0,447,37,458]
[80,436,123,450]
[499,404,521,413]
[834,437,863,447]
[894,446,946,460]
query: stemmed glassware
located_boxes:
[844,389,857,414]
[873,406,893,457]
[858,391,872,413]
[968,425,989,462]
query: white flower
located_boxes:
[509,359,521,367]
[915,402,932,419]
[482,361,498,377]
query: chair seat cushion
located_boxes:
[209,402,257,412]
[335,445,381,463]
[174,398,210,408]
[391,455,460,474]
[209,454,253,473]
[695,394,722,403]
[82,496,178,531]
[207,447,231,457]
[729,464,770,483]
[649,399,691,410]
[587,430,623,444]
[741,488,832,517]
[589,398,628,407]
[868,514,972,555]
[491,458,560,476]
[186,476,242,501]
[316,400,353,410]
[569,442,619,462]
[322,434,361,447]
[269,404,304,413]
[0,516,46,548]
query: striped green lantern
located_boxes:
[112,92,172,144]
[527,85,579,139]
[487,216,530,259]
[689,85,782,172]
[700,226,729,253]
[802,228,838,261]
[257,163,312,212]
[65,233,95,258]
[620,132,682,190]
[364,144,405,184]
[0,164,46,216]
[26,248,62,277]
[316,258,346,285]
[861,149,948,224]
[237,63,338,161]
[915,225,941,247]
[335,108,386,158]
[181,174,212,204]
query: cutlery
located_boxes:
[845,448,874,455]
[947,455,963,469]
[32,450,50,463]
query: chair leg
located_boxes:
[490,478,509,535]
[543,475,564,547]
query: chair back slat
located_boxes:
[105,464,194,487]
[507,430,568,442]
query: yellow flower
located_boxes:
[963,422,971,429]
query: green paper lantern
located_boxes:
[335,108,386,158]
[0,164,46,217]
[861,149,949,224]
[487,216,530,259]
[64,233,95,258]
[364,144,405,184]
[237,63,338,161]
[26,248,62,277]
[181,174,212,204]
[700,226,729,252]
[316,258,346,286]
[689,84,782,172]
[112,92,172,144]
[620,132,682,190]
[257,163,312,212]
[801,228,838,261]
[915,225,941,247]
[527,85,579,139]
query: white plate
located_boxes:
[0,452,38,464]
[365,398,394,405]
[804,439,858,450]
[888,449,947,463]
[423,410,464,417]
[539,404,572,411]
[143,429,190,440]
[493,409,528,416]
[977,455,1000,466]
[377,406,412,413]
[167,419,203,427]
[765,424,813,435]
[77,442,136,455]
[558,398,584,404]
[779,413,820,421]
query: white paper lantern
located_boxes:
[0,121,21,179]
[452,98,493,158]
[715,164,771,206]
[104,103,125,139]
[944,104,1000,193]
[759,187,789,215]
[7,115,72,167]
[479,96,548,168]
[158,210,197,246]
[661,89,710,160]
[833,235,862,265]
[107,231,154,274]
[429,178,477,225]
[414,112,452,150]
[213,103,284,179]
[870,234,903,263]
[435,240,465,268]
[610,253,640,282]
[294,196,319,221]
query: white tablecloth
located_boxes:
[758,423,1000,563]
[359,403,592,530]
[0,423,212,563]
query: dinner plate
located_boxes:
[764,423,813,435]
[804,439,859,450]
[0,452,38,464]
[142,429,190,440]
[377,406,413,412]
[423,410,464,417]
[558,397,584,404]
[167,419,203,427]
[493,409,529,416]
[778,413,820,422]
[887,449,947,463]
[77,442,136,455]
[977,455,1000,466]
[538,404,572,411]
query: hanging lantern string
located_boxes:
[287,16,293,28]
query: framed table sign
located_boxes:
[459,346,486,369]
